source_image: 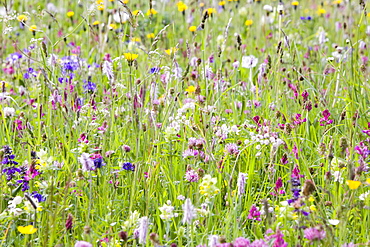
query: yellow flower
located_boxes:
[199,175,220,198]
[96,0,103,4]
[177,1,188,12]
[199,3,205,7]
[131,37,141,42]
[17,225,37,234]
[308,196,315,202]
[204,8,216,15]
[67,11,74,17]
[17,15,28,22]
[346,180,361,190]
[188,26,197,32]
[123,53,138,61]
[332,0,342,4]
[317,8,326,15]
[29,25,37,32]
[292,212,298,220]
[97,5,105,11]
[1,81,9,87]
[186,85,196,93]
[245,19,253,26]
[309,205,317,211]
[109,23,117,30]
[165,47,178,55]
[367,12,370,17]
[219,1,226,6]
[92,21,100,26]
[132,10,140,16]
[146,33,155,38]
[366,178,370,184]
[146,8,158,16]
[291,1,299,6]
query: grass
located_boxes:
[1,0,370,246]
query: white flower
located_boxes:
[328,219,340,225]
[242,55,258,69]
[78,153,94,171]
[159,201,175,220]
[136,216,149,244]
[2,107,15,117]
[263,5,273,12]
[359,191,370,201]
[333,171,343,183]
[208,235,219,247]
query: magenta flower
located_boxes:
[233,237,251,247]
[248,204,261,221]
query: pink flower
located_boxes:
[75,241,92,247]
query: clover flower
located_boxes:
[304,227,326,241]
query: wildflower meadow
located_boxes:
[1,0,370,246]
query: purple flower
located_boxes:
[225,143,239,155]
[185,169,199,182]
[233,237,251,247]
[122,162,135,171]
[250,239,268,247]
[83,80,96,93]
[78,153,95,172]
[320,109,333,126]
[248,204,261,221]
[237,172,247,196]
[304,227,326,241]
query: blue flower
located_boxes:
[122,162,135,171]
[83,80,97,93]
[149,67,161,74]
[93,157,105,169]
[31,191,46,202]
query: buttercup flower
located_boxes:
[17,225,37,234]
[346,180,361,190]
[124,53,139,62]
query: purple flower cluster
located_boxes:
[182,137,208,161]
[304,227,326,241]
[247,204,261,221]
[1,145,20,181]
[319,109,333,126]
[185,169,199,182]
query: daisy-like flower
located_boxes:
[67,11,74,17]
[29,25,37,32]
[177,1,188,12]
[17,15,28,22]
[189,26,197,32]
